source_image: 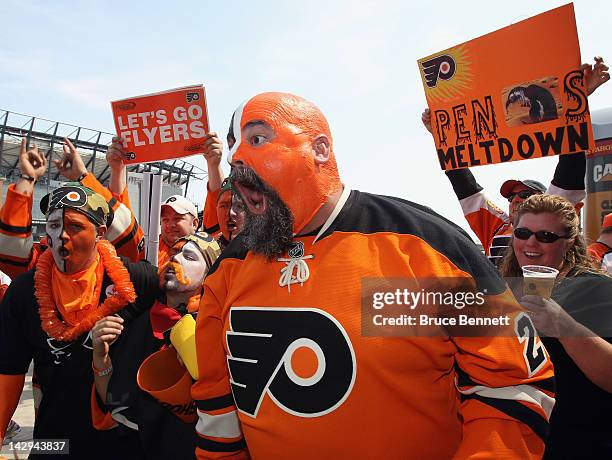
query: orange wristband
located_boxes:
[92,361,113,377]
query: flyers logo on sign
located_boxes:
[419,45,473,103]
[184,142,206,152]
[226,307,356,418]
[186,92,200,103]
[421,54,456,87]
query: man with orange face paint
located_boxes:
[0,184,159,459]
[211,178,245,249]
[192,92,556,459]
[89,234,220,460]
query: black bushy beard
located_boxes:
[230,166,294,260]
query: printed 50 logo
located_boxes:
[226,307,356,418]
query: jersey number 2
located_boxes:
[515,313,547,377]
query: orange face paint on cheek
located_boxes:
[62,210,98,273]
[231,93,341,234]
[216,192,232,240]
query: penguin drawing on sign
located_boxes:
[505,84,558,123]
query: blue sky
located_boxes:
[1,0,610,241]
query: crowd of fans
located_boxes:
[0,57,610,459]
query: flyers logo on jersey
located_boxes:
[227,307,356,418]
[421,54,456,87]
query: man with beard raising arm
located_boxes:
[191,93,555,460]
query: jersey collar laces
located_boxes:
[277,253,314,292]
[277,186,351,292]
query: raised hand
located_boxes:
[203,131,225,190]
[18,138,48,181]
[421,108,433,134]
[54,138,88,181]
[202,132,223,168]
[107,137,127,172]
[582,56,610,96]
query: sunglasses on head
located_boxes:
[513,227,570,243]
[507,190,537,202]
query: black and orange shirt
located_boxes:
[0,259,159,459]
[544,272,612,458]
[445,152,586,266]
[192,189,555,460]
[0,174,145,280]
[588,241,612,275]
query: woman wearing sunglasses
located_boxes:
[500,194,612,459]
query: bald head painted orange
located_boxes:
[229,92,342,234]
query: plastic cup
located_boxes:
[137,347,197,423]
[521,265,559,298]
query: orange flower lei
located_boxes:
[35,239,136,342]
[186,294,201,313]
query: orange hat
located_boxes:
[228,92,342,234]
[603,212,612,229]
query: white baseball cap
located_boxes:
[161,195,197,218]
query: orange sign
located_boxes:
[111,85,209,164]
[418,4,594,171]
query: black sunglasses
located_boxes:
[513,227,570,243]
[507,190,537,202]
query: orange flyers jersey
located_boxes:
[192,190,555,460]
[80,174,145,261]
[0,184,44,279]
[588,241,612,275]
[201,184,221,237]
[0,177,144,279]
[446,153,585,266]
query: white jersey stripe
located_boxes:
[459,192,508,222]
[105,203,133,243]
[196,409,242,439]
[546,184,585,205]
[457,382,554,420]
[0,233,33,259]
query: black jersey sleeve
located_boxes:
[0,271,35,374]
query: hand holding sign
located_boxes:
[582,57,610,96]
[107,137,128,171]
[418,4,594,171]
[421,109,433,134]
[202,132,223,167]
[111,85,209,164]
